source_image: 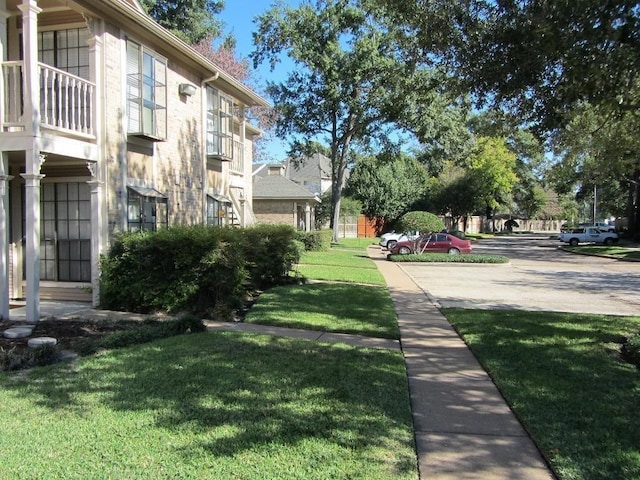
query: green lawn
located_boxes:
[244,283,399,339]
[0,238,417,479]
[444,308,640,480]
[296,247,386,285]
[0,332,416,480]
[563,244,640,261]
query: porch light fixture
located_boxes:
[179,83,197,97]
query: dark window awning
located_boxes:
[208,193,232,204]
[128,185,168,201]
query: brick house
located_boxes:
[253,163,319,231]
[0,0,269,321]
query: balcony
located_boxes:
[2,61,95,138]
[207,133,244,173]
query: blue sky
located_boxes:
[218,1,303,161]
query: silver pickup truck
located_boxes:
[558,227,619,246]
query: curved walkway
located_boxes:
[367,246,555,480]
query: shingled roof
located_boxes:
[253,174,320,201]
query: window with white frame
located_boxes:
[126,39,167,140]
[206,194,231,226]
[127,186,168,232]
[206,86,233,159]
[38,28,90,79]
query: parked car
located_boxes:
[578,221,616,232]
[558,227,618,246]
[389,233,473,255]
[379,230,420,250]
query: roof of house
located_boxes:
[67,0,271,108]
[285,153,332,182]
[253,174,320,201]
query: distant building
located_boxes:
[252,164,319,230]
[0,0,269,321]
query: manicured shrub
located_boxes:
[397,211,445,234]
[100,225,248,317]
[388,253,509,263]
[240,224,301,289]
[296,229,332,251]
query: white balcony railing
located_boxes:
[2,61,95,137]
[230,140,244,173]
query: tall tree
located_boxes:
[251,0,450,242]
[140,0,224,44]
[345,151,430,229]
[466,137,519,230]
[429,161,479,232]
[365,0,640,232]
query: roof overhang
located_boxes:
[26,0,271,107]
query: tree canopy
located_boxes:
[140,0,224,44]
[345,151,430,227]
[251,0,454,242]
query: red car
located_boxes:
[389,232,472,255]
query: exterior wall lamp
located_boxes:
[179,83,197,97]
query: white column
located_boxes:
[0,8,9,132]
[18,0,41,136]
[0,153,13,319]
[305,203,312,232]
[88,180,103,307]
[21,169,44,322]
[19,0,42,322]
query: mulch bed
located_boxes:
[0,318,135,356]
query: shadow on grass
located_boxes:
[243,283,399,339]
[445,308,640,480]
[1,332,416,477]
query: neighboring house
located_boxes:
[252,164,319,231]
[0,0,269,322]
[284,152,332,196]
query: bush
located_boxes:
[100,225,300,317]
[100,226,248,317]
[240,224,301,289]
[0,344,59,371]
[397,211,445,234]
[622,332,640,368]
[388,253,510,263]
[296,229,332,251]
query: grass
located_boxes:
[444,308,640,480]
[0,332,416,480]
[0,237,417,479]
[562,244,640,261]
[244,283,399,339]
[296,248,386,285]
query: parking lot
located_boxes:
[397,234,640,316]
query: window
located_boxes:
[126,40,167,140]
[38,28,90,79]
[127,186,168,232]
[39,182,91,282]
[206,86,233,159]
[206,194,231,226]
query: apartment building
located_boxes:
[0,0,269,321]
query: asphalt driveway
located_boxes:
[397,234,640,316]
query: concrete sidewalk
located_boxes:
[368,246,555,479]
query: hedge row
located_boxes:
[100,224,302,319]
[388,253,510,263]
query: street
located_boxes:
[398,234,640,316]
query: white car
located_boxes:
[379,230,420,250]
